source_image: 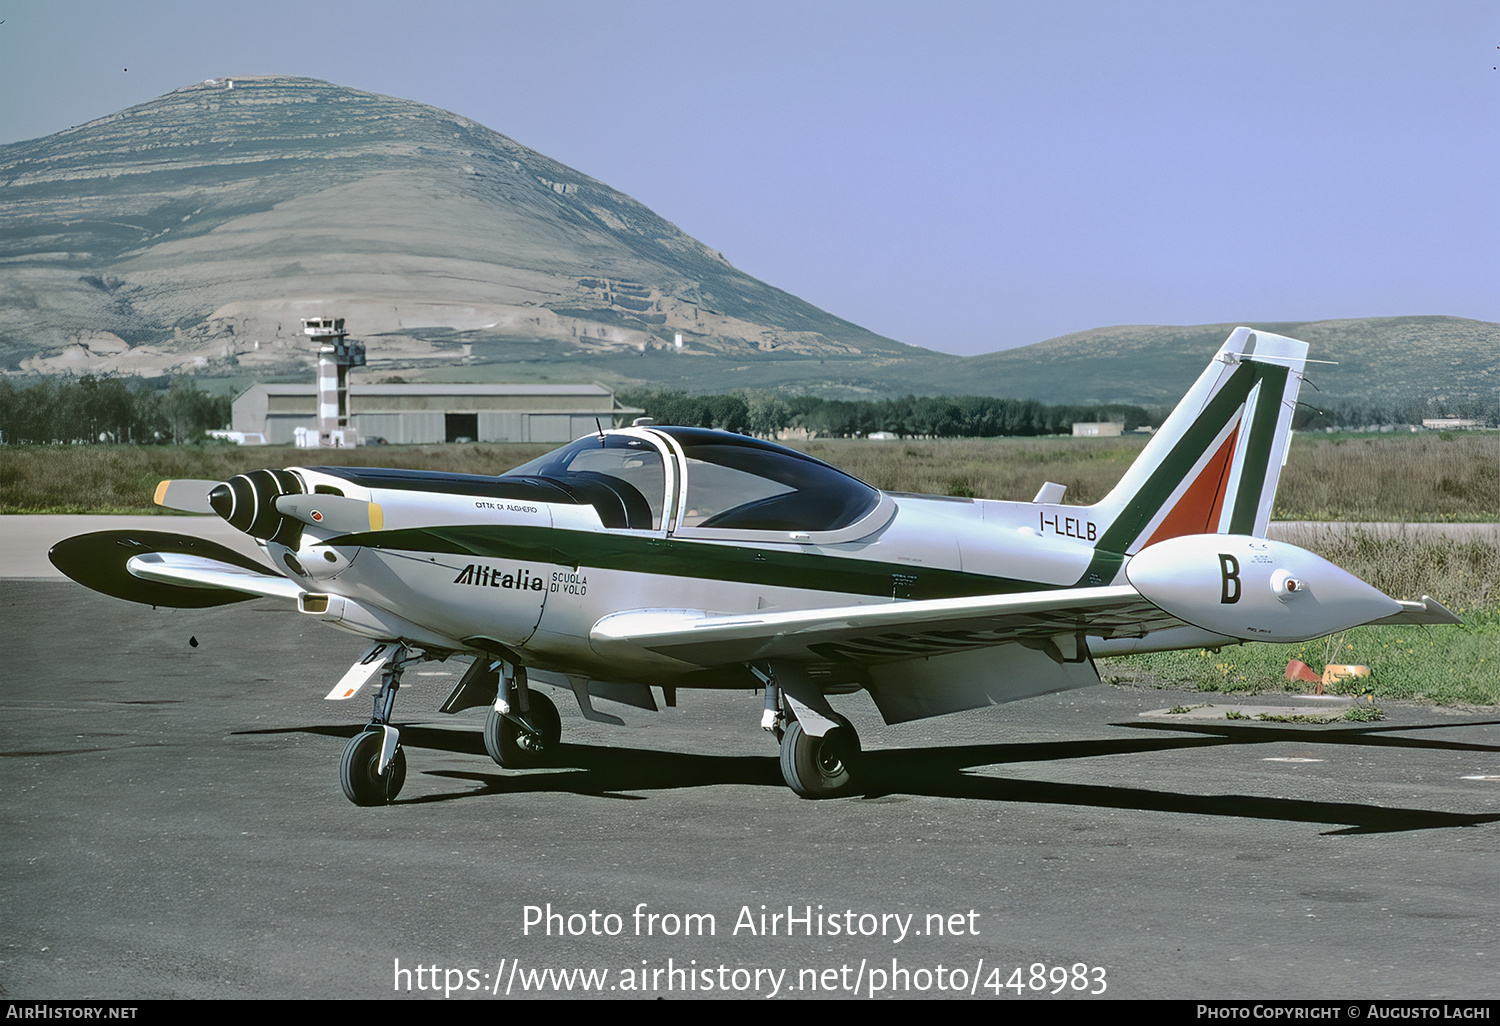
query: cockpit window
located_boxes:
[659,427,880,533]
[503,435,665,530]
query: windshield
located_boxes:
[659,427,880,532]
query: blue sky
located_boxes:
[2,0,1496,355]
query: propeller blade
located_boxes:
[274,494,384,534]
[153,479,221,514]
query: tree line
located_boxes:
[624,389,1500,438]
[1291,397,1499,431]
[620,390,1155,438]
[0,375,232,444]
[3,376,1489,446]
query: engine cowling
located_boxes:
[1125,534,1400,643]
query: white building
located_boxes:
[232,383,641,445]
[1071,421,1125,437]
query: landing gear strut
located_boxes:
[482,663,562,768]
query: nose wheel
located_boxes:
[340,730,407,806]
[336,643,418,806]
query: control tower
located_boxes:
[302,317,365,447]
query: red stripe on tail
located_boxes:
[1143,425,1238,548]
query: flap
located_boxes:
[589,586,1182,667]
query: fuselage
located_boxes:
[230,427,1111,685]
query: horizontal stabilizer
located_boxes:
[49,530,292,607]
[1368,596,1462,627]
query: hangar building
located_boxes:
[232,383,642,445]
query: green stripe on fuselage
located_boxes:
[334,524,1052,601]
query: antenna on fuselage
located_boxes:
[595,417,606,444]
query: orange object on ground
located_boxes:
[1322,664,1371,686]
[1285,659,1321,684]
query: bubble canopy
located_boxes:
[503,427,882,534]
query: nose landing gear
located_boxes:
[336,643,421,805]
[340,729,407,806]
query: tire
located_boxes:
[483,691,561,768]
[779,715,860,798]
[339,730,406,806]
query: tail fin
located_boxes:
[1088,327,1307,556]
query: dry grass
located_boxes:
[2,431,1496,522]
[0,443,554,513]
[1274,432,1499,522]
[797,437,1148,504]
[1287,530,1499,609]
[796,432,1500,521]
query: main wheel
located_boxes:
[339,730,406,806]
[779,715,860,798]
[483,691,562,768]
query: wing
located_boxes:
[590,585,1186,667]
[49,530,300,607]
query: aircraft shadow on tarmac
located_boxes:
[238,719,1500,836]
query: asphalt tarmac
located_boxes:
[3,534,1498,1000]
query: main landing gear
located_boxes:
[482,663,562,769]
[756,666,862,799]
[779,714,861,799]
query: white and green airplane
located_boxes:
[51,328,1456,805]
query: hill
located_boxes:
[962,316,1498,412]
[0,75,932,378]
[1,77,1492,411]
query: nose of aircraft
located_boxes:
[158,470,306,544]
[208,482,234,520]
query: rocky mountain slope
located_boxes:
[0,75,923,377]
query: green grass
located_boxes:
[1253,707,1383,724]
[1101,606,1500,707]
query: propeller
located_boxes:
[153,472,382,538]
[153,479,221,514]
